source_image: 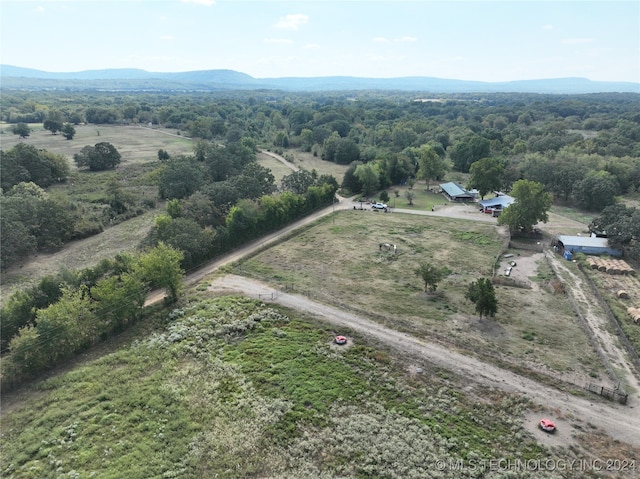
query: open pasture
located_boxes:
[235,209,607,383]
[0,124,195,165]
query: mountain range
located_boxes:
[1,64,638,94]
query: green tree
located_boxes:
[404,190,415,205]
[35,287,97,363]
[181,191,224,227]
[468,157,504,198]
[61,123,76,140]
[74,142,121,171]
[497,180,552,233]
[148,216,216,269]
[158,157,204,199]
[166,198,182,218]
[92,273,146,331]
[12,123,30,138]
[414,262,449,292]
[414,145,448,189]
[589,204,640,260]
[43,118,63,135]
[1,143,69,189]
[465,278,497,319]
[450,136,490,172]
[300,128,314,151]
[7,326,45,376]
[106,177,133,215]
[354,163,379,197]
[281,170,317,195]
[573,170,619,211]
[158,149,170,161]
[134,242,184,303]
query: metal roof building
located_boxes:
[478,195,515,210]
[440,182,475,201]
[556,235,622,257]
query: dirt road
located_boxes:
[546,252,640,402]
[207,274,640,447]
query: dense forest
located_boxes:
[1,89,639,385]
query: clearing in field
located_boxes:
[234,209,608,385]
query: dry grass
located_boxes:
[234,210,607,382]
[276,148,350,183]
[0,124,195,166]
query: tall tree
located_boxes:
[134,242,184,303]
[450,136,490,172]
[61,123,76,140]
[497,180,552,233]
[465,278,498,319]
[354,163,380,197]
[573,170,619,211]
[74,142,121,171]
[415,145,448,189]
[92,273,147,331]
[158,157,204,199]
[43,118,63,135]
[468,157,504,198]
[12,123,30,138]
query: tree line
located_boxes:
[0,243,184,389]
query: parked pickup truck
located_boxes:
[371,202,388,210]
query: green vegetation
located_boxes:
[1,244,184,387]
[1,296,554,479]
[1,89,639,478]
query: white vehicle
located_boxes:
[371,202,387,210]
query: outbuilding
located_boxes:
[478,195,515,214]
[440,182,475,202]
[555,235,622,257]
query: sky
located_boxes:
[1,0,639,83]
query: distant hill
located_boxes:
[1,64,638,94]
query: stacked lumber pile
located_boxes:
[586,257,636,275]
[628,307,640,324]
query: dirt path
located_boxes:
[207,274,640,447]
[546,252,640,401]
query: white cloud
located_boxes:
[274,14,309,31]
[182,0,215,6]
[372,36,417,43]
[263,38,293,45]
[542,24,553,30]
[303,43,321,50]
[34,6,45,14]
[562,37,594,45]
[160,35,175,41]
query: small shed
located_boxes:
[440,182,475,202]
[556,235,622,257]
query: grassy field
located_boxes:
[274,148,350,184]
[233,210,607,383]
[6,294,624,479]
[3,128,637,477]
[0,124,195,164]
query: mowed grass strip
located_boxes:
[234,209,606,380]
